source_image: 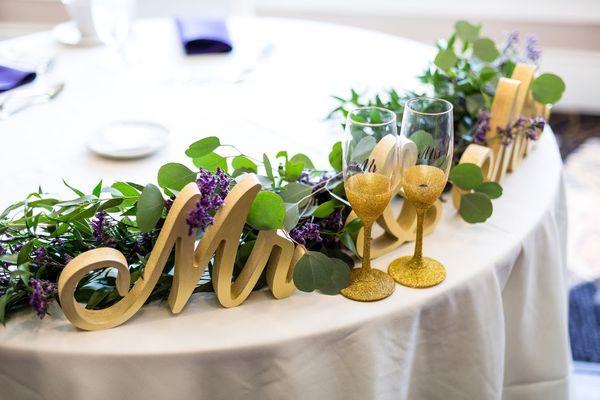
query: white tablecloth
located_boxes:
[0,18,569,400]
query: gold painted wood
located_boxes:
[508,63,537,172]
[451,144,494,209]
[58,175,301,330]
[486,77,521,183]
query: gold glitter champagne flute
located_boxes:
[388,97,453,288]
[340,107,401,301]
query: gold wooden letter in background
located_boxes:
[486,77,521,183]
[58,175,302,330]
[508,63,536,171]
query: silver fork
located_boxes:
[0,82,65,120]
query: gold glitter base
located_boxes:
[388,256,446,288]
[340,268,395,302]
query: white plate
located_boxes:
[53,22,101,47]
[87,121,169,159]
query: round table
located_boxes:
[0,18,570,400]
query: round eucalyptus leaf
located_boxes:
[185,136,220,158]
[290,153,315,170]
[293,252,329,292]
[232,156,257,173]
[247,191,285,230]
[351,136,377,163]
[455,20,480,42]
[410,130,434,154]
[531,73,565,104]
[473,38,499,62]
[475,181,503,199]
[157,163,196,191]
[319,257,351,295]
[193,152,228,173]
[136,184,165,232]
[459,192,493,223]
[312,200,337,218]
[434,48,458,70]
[449,163,484,190]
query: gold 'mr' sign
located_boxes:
[58,175,305,331]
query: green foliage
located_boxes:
[192,152,228,173]
[532,73,566,104]
[157,163,196,191]
[185,136,221,158]
[449,163,483,190]
[292,251,350,295]
[247,192,285,230]
[331,20,565,163]
[136,184,165,232]
[459,192,493,223]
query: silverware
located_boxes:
[0,82,65,120]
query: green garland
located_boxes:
[0,20,562,323]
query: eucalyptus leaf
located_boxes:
[293,251,350,294]
[351,136,376,163]
[411,130,434,155]
[283,203,300,231]
[434,48,458,70]
[193,152,228,173]
[455,20,480,42]
[531,73,565,104]
[473,38,499,62]
[459,192,493,223]
[136,184,165,232]
[247,192,285,230]
[329,141,343,172]
[289,153,315,170]
[449,163,483,190]
[263,153,275,182]
[312,200,338,218]
[157,163,196,191]
[232,156,258,173]
[279,182,312,207]
[185,136,221,158]
[475,181,503,199]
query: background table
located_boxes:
[0,18,570,400]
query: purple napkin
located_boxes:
[0,65,36,92]
[175,18,232,55]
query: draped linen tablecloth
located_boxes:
[0,18,569,400]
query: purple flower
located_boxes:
[91,211,108,242]
[524,116,545,140]
[525,34,542,63]
[186,168,232,235]
[32,247,47,266]
[473,111,491,145]
[502,30,519,54]
[497,124,514,145]
[28,278,55,319]
[290,222,322,245]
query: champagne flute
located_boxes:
[340,107,401,302]
[388,97,453,288]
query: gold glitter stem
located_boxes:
[362,222,372,270]
[412,208,425,264]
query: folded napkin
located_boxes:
[176,18,232,55]
[0,65,36,92]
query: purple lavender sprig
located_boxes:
[473,111,491,145]
[290,222,322,245]
[28,278,56,319]
[525,34,542,64]
[186,168,232,235]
